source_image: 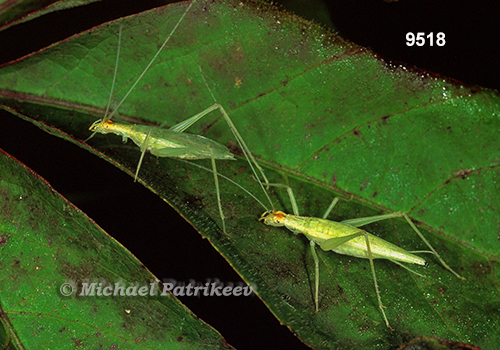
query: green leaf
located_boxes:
[0,0,58,30]
[0,149,232,349]
[1,0,499,348]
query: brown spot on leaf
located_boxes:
[0,234,7,248]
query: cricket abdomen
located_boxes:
[284,214,426,266]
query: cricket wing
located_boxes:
[296,218,426,265]
[149,130,235,160]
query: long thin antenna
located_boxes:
[104,25,123,122]
[84,25,123,143]
[107,1,196,120]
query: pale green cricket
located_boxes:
[83,0,466,330]
[260,182,466,330]
[85,0,273,233]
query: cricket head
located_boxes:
[89,119,114,134]
[259,210,287,227]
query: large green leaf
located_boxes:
[0,149,233,349]
[0,0,499,348]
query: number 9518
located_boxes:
[406,32,446,46]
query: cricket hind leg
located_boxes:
[309,240,320,313]
[316,219,392,330]
[341,211,465,280]
[263,182,327,310]
[197,66,274,211]
[263,184,346,318]
[263,182,392,327]
[389,259,426,277]
[210,149,227,235]
[165,67,272,203]
[134,129,153,182]
[317,225,393,330]
[157,68,275,232]
[316,193,392,329]
[363,229,392,330]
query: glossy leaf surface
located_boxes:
[0,149,232,349]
